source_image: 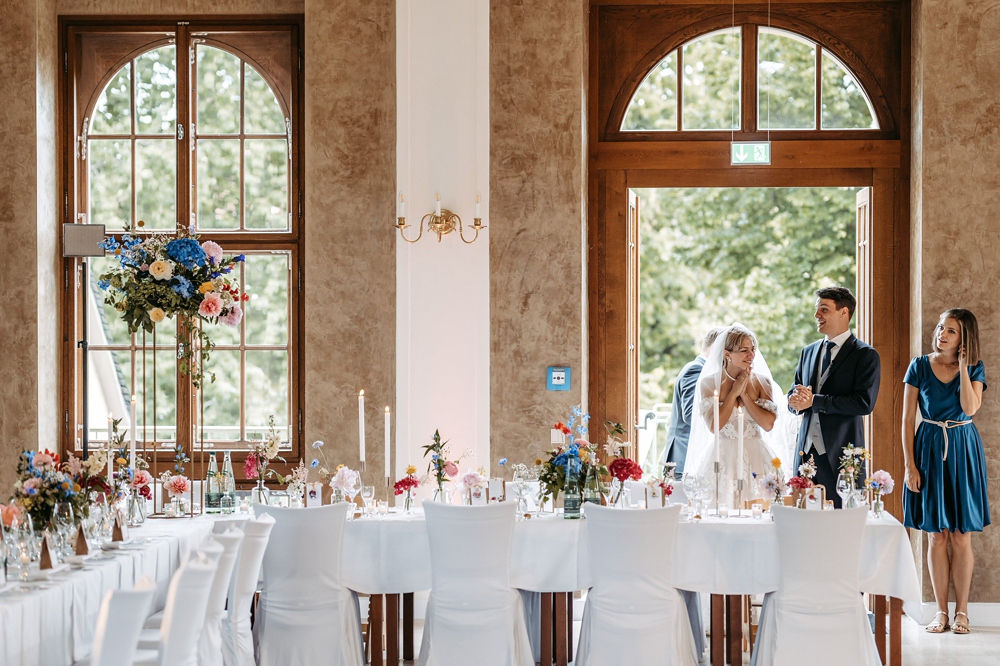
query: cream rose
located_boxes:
[149,260,173,280]
[149,307,166,323]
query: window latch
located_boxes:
[177,123,184,140]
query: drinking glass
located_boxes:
[52,502,75,556]
[361,486,375,516]
[836,470,852,509]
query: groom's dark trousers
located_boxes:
[787,334,880,508]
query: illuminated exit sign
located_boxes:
[731,141,771,165]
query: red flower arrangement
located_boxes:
[554,422,572,436]
[393,475,420,496]
[787,476,814,490]
[609,457,642,483]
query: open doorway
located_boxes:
[634,186,862,476]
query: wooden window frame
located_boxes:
[59,15,306,484]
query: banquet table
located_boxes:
[0,517,213,666]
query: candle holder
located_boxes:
[395,208,485,244]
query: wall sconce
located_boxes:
[395,193,486,244]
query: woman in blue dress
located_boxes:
[902,308,987,635]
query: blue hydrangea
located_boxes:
[171,275,195,298]
[165,238,207,269]
[553,452,568,467]
[97,278,110,290]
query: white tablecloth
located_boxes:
[0,517,213,666]
[341,510,920,603]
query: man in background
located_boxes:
[663,326,725,479]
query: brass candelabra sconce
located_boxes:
[395,193,486,244]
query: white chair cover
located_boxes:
[751,506,878,666]
[134,553,218,665]
[198,528,245,666]
[84,578,155,666]
[418,501,533,666]
[252,503,363,666]
[221,513,275,666]
[576,504,698,666]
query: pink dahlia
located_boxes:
[201,240,224,264]
[132,469,153,489]
[220,304,243,327]
[164,475,190,497]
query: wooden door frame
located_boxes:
[588,153,909,517]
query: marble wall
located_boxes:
[912,0,1000,602]
[489,0,589,467]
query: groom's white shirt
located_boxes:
[806,329,853,455]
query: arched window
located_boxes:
[622,25,878,132]
[65,21,302,473]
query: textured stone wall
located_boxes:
[912,0,1000,602]
[489,0,589,467]
[302,0,395,484]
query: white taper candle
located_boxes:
[358,390,365,465]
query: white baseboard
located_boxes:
[907,602,1000,626]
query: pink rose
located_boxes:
[1,503,21,527]
[132,470,153,489]
[220,304,243,327]
[443,461,459,477]
[33,453,53,468]
[164,475,190,497]
[201,240,224,264]
[198,292,223,318]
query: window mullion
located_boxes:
[174,23,194,468]
[743,23,757,135]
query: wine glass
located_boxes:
[361,485,375,516]
[344,479,360,520]
[836,470,852,509]
[512,471,529,519]
[52,502,75,556]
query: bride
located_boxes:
[684,324,787,505]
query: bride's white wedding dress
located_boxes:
[688,396,780,504]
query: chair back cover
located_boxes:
[221,513,275,666]
[90,577,156,666]
[159,554,218,666]
[576,504,698,666]
[198,528,245,666]
[418,501,533,666]
[252,502,363,666]
[752,506,878,666]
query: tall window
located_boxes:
[63,20,303,473]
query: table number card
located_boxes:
[305,482,323,508]
[488,479,505,503]
[805,486,826,510]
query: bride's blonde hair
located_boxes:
[722,325,758,366]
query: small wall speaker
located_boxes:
[63,223,106,257]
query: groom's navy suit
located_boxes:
[788,334,880,507]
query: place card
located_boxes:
[805,486,826,510]
[470,486,487,506]
[488,479,505,503]
[112,512,129,542]
[74,525,89,556]
[39,531,54,570]
[305,482,323,508]
[645,485,666,508]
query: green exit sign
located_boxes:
[731,141,771,165]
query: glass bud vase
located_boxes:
[872,492,884,518]
[431,484,451,504]
[404,490,414,514]
[127,490,146,527]
[252,479,270,506]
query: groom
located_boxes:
[788,287,880,507]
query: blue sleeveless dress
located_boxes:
[903,356,989,533]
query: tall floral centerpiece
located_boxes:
[97,224,247,388]
[538,407,606,508]
[10,450,95,530]
[394,466,420,514]
[422,430,468,503]
[603,422,640,507]
[866,470,894,518]
[245,415,285,505]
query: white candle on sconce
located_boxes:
[384,406,391,488]
[358,390,366,468]
[435,193,441,217]
[475,193,481,218]
[129,395,137,470]
[398,193,405,218]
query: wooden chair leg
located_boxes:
[567,593,574,663]
[889,597,902,666]
[403,592,414,661]
[872,594,887,664]
[725,594,741,664]
[386,593,399,665]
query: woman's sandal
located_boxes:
[952,611,971,634]
[925,611,950,633]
